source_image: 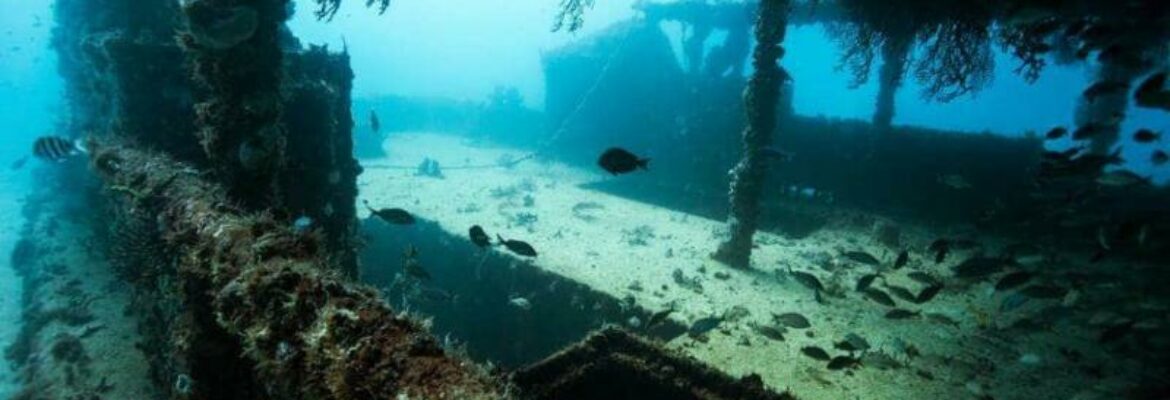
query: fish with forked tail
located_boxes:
[598,147,649,175]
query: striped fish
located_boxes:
[32,136,82,162]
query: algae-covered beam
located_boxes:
[86,143,505,399]
[714,0,790,269]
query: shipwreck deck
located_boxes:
[357,132,1131,399]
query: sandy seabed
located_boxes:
[358,132,1137,400]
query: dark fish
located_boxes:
[1073,123,1110,140]
[800,346,831,361]
[885,308,920,319]
[369,109,381,133]
[751,323,786,341]
[842,251,880,266]
[862,288,896,307]
[597,147,649,175]
[789,269,825,292]
[1153,150,1169,166]
[774,312,811,329]
[33,136,81,162]
[885,285,918,302]
[1000,292,1030,312]
[1083,80,1128,101]
[645,307,675,330]
[1044,127,1067,140]
[856,274,879,292]
[893,250,909,269]
[1133,129,1161,143]
[402,246,430,280]
[1135,72,1170,111]
[1096,170,1149,187]
[688,316,723,337]
[995,271,1034,291]
[1020,284,1068,299]
[468,225,492,248]
[907,272,939,286]
[10,156,28,170]
[497,234,538,257]
[928,239,950,264]
[954,256,1013,279]
[834,333,870,352]
[914,284,943,304]
[1098,320,1135,344]
[925,313,960,328]
[1088,250,1107,263]
[827,355,861,370]
[417,286,455,303]
[363,200,415,225]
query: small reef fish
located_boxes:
[856,273,880,292]
[33,136,83,162]
[1098,320,1135,344]
[363,200,415,225]
[751,323,786,341]
[954,256,1013,279]
[789,268,825,292]
[914,284,943,304]
[862,288,896,307]
[645,306,675,331]
[497,234,538,257]
[1096,170,1149,187]
[401,246,430,280]
[468,225,492,248]
[893,250,909,270]
[1082,80,1129,101]
[369,109,381,133]
[842,250,880,266]
[827,355,861,370]
[417,286,456,303]
[1044,127,1067,140]
[994,271,1034,291]
[937,174,972,190]
[1072,123,1110,140]
[885,308,920,320]
[509,296,532,311]
[688,316,723,337]
[1133,129,1161,143]
[834,333,870,353]
[10,156,28,170]
[800,346,831,361]
[1152,150,1168,166]
[1020,284,1068,299]
[885,285,918,303]
[773,312,811,329]
[1135,72,1170,111]
[928,239,950,264]
[907,272,939,286]
[597,147,649,175]
[292,215,313,233]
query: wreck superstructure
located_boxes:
[5,0,1170,399]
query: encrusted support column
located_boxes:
[180,0,290,209]
[714,0,789,269]
[86,143,505,399]
[873,35,910,130]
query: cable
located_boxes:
[361,19,642,171]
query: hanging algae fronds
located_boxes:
[714,0,790,269]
